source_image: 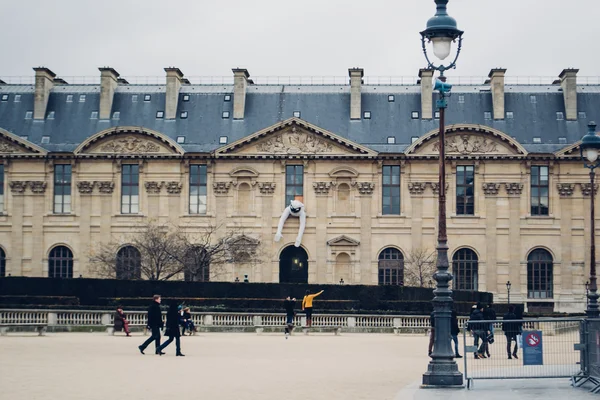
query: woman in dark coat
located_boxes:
[156,303,185,356]
[113,307,131,336]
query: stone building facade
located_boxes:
[0,66,598,312]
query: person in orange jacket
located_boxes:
[302,289,324,327]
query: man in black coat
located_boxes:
[483,304,497,357]
[138,294,164,355]
[283,296,296,339]
[468,303,489,359]
[503,306,519,359]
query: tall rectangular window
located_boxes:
[285,165,304,205]
[189,165,207,214]
[456,165,474,215]
[0,164,4,212]
[121,164,139,214]
[531,166,549,216]
[382,166,400,215]
[53,164,72,213]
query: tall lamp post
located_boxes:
[506,281,512,305]
[586,281,590,307]
[420,0,464,387]
[580,121,600,318]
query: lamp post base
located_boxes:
[422,360,464,387]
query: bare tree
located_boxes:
[90,220,262,281]
[403,247,437,288]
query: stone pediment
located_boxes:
[405,124,527,158]
[0,128,47,156]
[74,127,184,156]
[215,118,378,159]
[327,235,360,246]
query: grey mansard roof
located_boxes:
[0,83,598,154]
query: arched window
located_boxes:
[335,252,351,283]
[116,246,141,280]
[337,183,351,214]
[527,249,553,299]
[378,248,404,285]
[452,248,478,291]
[0,247,5,277]
[48,246,73,278]
[237,182,251,214]
[183,246,210,282]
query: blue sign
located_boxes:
[522,330,543,366]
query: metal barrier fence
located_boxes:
[572,319,600,393]
[463,318,584,389]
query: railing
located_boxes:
[3,75,600,86]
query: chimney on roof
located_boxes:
[419,69,434,120]
[33,67,56,120]
[165,67,184,119]
[349,68,363,120]
[489,68,507,120]
[559,68,579,120]
[99,67,119,120]
[232,68,250,119]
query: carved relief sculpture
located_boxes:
[505,183,524,195]
[313,181,334,195]
[482,183,501,196]
[28,181,47,194]
[256,126,333,154]
[9,181,27,193]
[431,182,449,195]
[352,182,375,195]
[557,183,575,197]
[433,135,499,154]
[274,200,306,248]
[145,181,163,194]
[408,182,427,195]
[96,181,115,194]
[213,182,232,195]
[98,137,161,153]
[0,141,19,153]
[581,183,599,196]
[77,181,95,194]
[258,182,276,195]
[165,182,182,194]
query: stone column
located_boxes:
[9,182,25,275]
[78,191,92,277]
[484,195,498,293]
[357,182,374,283]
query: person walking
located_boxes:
[468,303,489,359]
[114,306,131,337]
[181,307,197,336]
[302,289,324,328]
[156,302,185,356]
[503,305,519,359]
[451,310,462,358]
[428,310,435,356]
[483,303,497,357]
[283,296,296,339]
[138,294,164,355]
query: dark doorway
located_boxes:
[279,246,308,284]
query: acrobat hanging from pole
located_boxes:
[274,200,306,247]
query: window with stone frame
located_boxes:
[530,166,549,216]
[285,165,303,206]
[382,165,400,215]
[121,164,139,214]
[116,246,141,280]
[0,163,4,212]
[456,165,475,215]
[48,246,73,278]
[378,248,404,285]
[452,248,478,291]
[0,247,5,277]
[53,164,72,214]
[189,165,207,214]
[527,248,553,299]
[183,246,210,282]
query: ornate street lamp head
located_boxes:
[506,281,511,291]
[581,121,600,167]
[421,0,464,73]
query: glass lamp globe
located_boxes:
[587,148,599,163]
[431,37,453,61]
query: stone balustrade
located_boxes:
[0,308,473,333]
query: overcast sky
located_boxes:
[4,0,599,82]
